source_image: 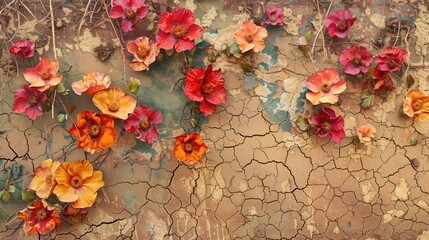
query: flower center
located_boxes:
[138,47,148,58]
[28,95,39,106]
[70,176,83,188]
[36,209,47,220]
[246,34,254,43]
[45,174,53,185]
[89,124,101,138]
[125,9,136,20]
[388,60,397,70]
[173,25,186,38]
[337,21,348,32]
[41,71,51,80]
[184,142,194,153]
[413,99,422,111]
[201,83,215,95]
[352,57,361,66]
[139,119,150,131]
[108,101,120,112]
[322,122,332,133]
[321,83,331,93]
[269,14,278,22]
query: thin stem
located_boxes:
[49,0,57,60]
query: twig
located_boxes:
[49,0,57,60]
[310,0,334,62]
[56,95,82,140]
[77,0,92,37]
[393,20,401,46]
[19,0,38,21]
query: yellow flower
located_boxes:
[92,87,137,120]
[28,159,60,199]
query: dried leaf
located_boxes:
[296,116,310,131]
[406,74,415,88]
[360,92,374,109]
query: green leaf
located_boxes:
[241,60,253,72]
[406,74,415,88]
[2,191,11,203]
[8,185,15,193]
[296,116,310,131]
[229,43,242,58]
[360,93,374,109]
[190,118,198,128]
[21,188,36,203]
[208,50,217,62]
[305,31,312,42]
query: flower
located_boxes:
[126,36,160,71]
[53,160,104,208]
[375,46,407,72]
[234,21,268,53]
[109,0,149,32]
[92,87,137,120]
[156,8,204,53]
[372,69,395,95]
[13,84,47,120]
[184,65,227,116]
[339,46,372,75]
[312,108,345,143]
[173,133,208,166]
[28,159,60,199]
[63,205,88,223]
[403,89,429,121]
[17,199,61,235]
[9,39,35,58]
[69,110,117,154]
[324,10,356,38]
[124,104,162,144]
[305,68,346,105]
[356,124,376,145]
[264,7,284,26]
[23,57,62,92]
[71,72,111,96]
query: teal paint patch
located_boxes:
[295,88,309,114]
[244,73,259,90]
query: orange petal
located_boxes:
[72,186,97,208]
[82,171,105,193]
[53,184,79,202]
[54,162,72,185]
[97,126,117,150]
[67,160,94,180]
[306,92,323,105]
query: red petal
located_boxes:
[156,31,177,50]
[200,100,217,116]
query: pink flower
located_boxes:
[305,68,346,105]
[156,8,204,53]
[9,39,35,58]
[184,65,227,116]
[324,10,356,38]
[312,108,345,143]
[375,46,407,72]
[339,46,372,75]
[126,36,160,71]
[124,104,162,144]
[23,57,62,92]
[356,124,376,145]
[109,0,149,32]
[71,72,111,96]
[264,7,284,26]
[234,21,268,53]
[13,85,47,120]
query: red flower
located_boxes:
[312,108,345,143]
[124,104,163,144]
[9,39,35,58]
[63,205,88,223]
[375,46,407,72]
[13,85,47,120]
[339,46,372,75]
[324,10,356,38]
[23,57,62,92]
[109,0,149,32]
[156,8,204,53]
[17,199,61,236]
[372,69,395,95]
[184,65,227,116]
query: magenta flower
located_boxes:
[312,108,345,143]
[339,46,373,75]
[124,104,162,144]
[375,46,407,72]
[109,0,149,32]
[324,10,356,38]
[264,7,284,26]
[9,39,35,58]
[13,84,47,120]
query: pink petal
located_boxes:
[109,5,125,18]
[25,106,43,120]
[121,19,134,32]
[184,24,203,41]
[135,5,149,19]
[175,39,195,53]
[156,31,177,50]
[13,98,29,114]
[150,110,163,124]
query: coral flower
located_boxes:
[234,21,268,53]
[324,10,356,38]
[9,39,35,58]
[126,36,160,71]
[339,46,373,75]
[93,87,137,120]
[312,108,345,143]
[71,72,111,96]
[264,7,284,26]
[53,160,105,208]
[403,89,429,121]
[17,199,61,236]
[375,46,407,72]
[69,110,117,154]
[356,124,376,145]
[184,65,227,116]
[305,69,346,105]
[173,133,208,166]
[63,205,88,223]
[13,84,47,120]
[23,57,62,92]
[28,159,60,199]
[124,104,162,144]
[109,0,149,32]
[156,8,204,53]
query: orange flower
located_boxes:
[71,72,111,96]
[28,159,60,199]
[126,36,160,71]
[234,21,268,53]
[173,133,208,166]
[403,89,429,121]
[92,87,137,120]
[23,57,62,92]
[17,199,61,235]
[305,69,346,105]
[356,124,376,145]
[69,110,117,154]
[53,160,104,208]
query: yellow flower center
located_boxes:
[108,101,120,112]
[89,124,101,138]
[138,47,148,58]
[41,71,51,80]
[70,176,83,188]
[184,142,194,153]
[139,119,150,131]
[201,83,215,95]
[322,122,332,133]
[28,95,39,106]
[36,209,48,220]
[173,25,186,38]
[337,21,348,32]
[322,83,331,93]
[45,174,53,185]
[413,99,422,111]
[125,9,136,20]
[246,34,254,43]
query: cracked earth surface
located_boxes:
[2,0,429,239]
